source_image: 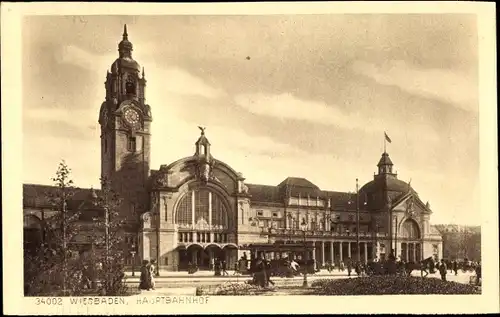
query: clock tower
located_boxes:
[98,25,152,221]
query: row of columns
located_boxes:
[317,241,371,265]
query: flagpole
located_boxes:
[384,132,386,153]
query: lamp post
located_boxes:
[355,178,360,264]
[301,221,308,288]
[373,221,380,261]
[394,215,398,260]
[130,243,136,277]
[287,214,293,243]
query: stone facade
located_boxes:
[23,26,443,271]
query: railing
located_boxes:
[178,231,228,243]
[261,228,389,238]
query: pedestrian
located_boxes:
[355,262,361,276]
[290,258,300,273]
[139,260,150,290]
[452,260,458,276]
[475,261,481,285]
[81,264,92,289]
[213,259,221,276]
[265,259,275,286]
[347,259,352,277]
[439,259,447,281]
[221,260,228,276]
[149,259,156,290]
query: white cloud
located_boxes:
[158,67,225,99]
[57,45,224,100]
[234,92,377,131]
[24,107,98,129]
[233,92,440,143]
[58,45,111,70]
[352,60,478,112]
[149,112,304,171]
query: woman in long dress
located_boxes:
[149,260,156,290]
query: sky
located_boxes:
[22,15,479,225]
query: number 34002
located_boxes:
[35,297,63,305]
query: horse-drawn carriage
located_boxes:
[239,242,318,278]
[365,256,434,277]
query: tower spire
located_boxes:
[118,24,133,58]
[123,24,128,40]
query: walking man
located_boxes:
[452,260,458,276]
[475,261,481,286]
[439,259,447,281]
[221,260,229,276]
[347,258,352,277]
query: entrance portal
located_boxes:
[178,244,227,271]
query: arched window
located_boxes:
[125,81,136,95]
[401,219,421,239]
[175,188,229,230]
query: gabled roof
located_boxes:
[23,184,100,210]
[247,177,357,210]
[246,184,282,203]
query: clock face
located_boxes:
[124,108,140,128]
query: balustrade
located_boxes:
[178,231,228,243]
[267,228,388,238]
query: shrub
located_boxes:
[311,276,479,295]
[197,282,272,296]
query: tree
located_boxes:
[24,162,132,296]
[87,176,129,295]
[24,161,84,296]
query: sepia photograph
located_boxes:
[2,2,498,315]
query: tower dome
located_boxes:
[110,24,141,73]
[359,151,414,211]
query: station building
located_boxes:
[23,26,443,272]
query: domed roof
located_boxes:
[111,57,141,73]
[377,152,393,166]
[360,176,412,195]
[110,24,141,73]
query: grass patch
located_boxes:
[310,276,480,295]
[196,281,277,296]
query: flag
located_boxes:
[384,132,392,143]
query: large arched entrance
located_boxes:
[175,187,233,270]
[400,218,422,262]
